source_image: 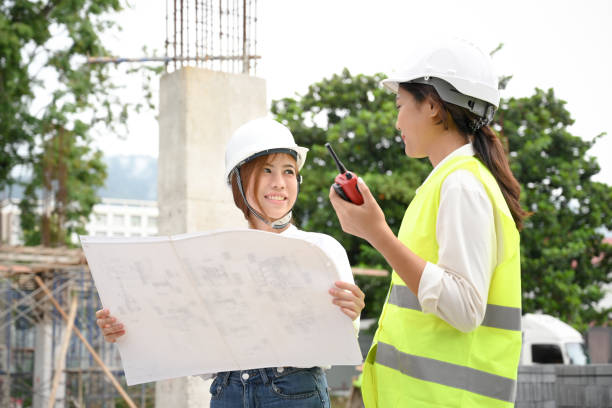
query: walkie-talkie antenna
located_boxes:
[325,143,347,174]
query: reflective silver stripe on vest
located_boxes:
[388,284,521,331]
[376,341,517,403]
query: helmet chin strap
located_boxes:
[233,168,298,230]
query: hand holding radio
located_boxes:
[326,147,388,243]
[325,142,364,205]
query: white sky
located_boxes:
[99,0,612,185]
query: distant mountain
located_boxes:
[98,155,157,200]
[2,155,157,201]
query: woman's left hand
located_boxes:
[329,281,365,321]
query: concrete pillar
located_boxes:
[32,317,67,408]
[32,318,52,408]
[0,344,8,408]
[158,67,267,236]
[156,67,267,407]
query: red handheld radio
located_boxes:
[325,142,364,205]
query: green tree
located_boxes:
[500,89,612,330]
[0,1,150,246]
[18,127,107,245]
[272,70,612,330]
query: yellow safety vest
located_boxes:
[362,155,521,408]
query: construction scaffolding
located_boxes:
[0,246,152,408]
[88,0,260,75]
[166,0,260,73]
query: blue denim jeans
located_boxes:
[209,366,330,407]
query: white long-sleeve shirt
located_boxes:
[416,143,497,332]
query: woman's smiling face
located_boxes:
[245,153,299,224]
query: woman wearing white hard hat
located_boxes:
[329,38,526,407]
[223,117,309,231]
[97,117,365,407]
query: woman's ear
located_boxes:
[427,98,444,126]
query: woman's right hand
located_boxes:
[329,178,389,244]
[95,309,125,343]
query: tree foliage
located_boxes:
[500,89,612,330]
[272,69,612,330]
[0,0,150,246]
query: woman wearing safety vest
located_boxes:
[96,118,365,407]
[329,38,527,407]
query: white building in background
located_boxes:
[0,200,23,245]
[85,198,158,238]
[0,198,159,245]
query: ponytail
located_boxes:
[472,125,527,230]
[399,82,528,230]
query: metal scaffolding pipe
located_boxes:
[33,276,137,408]
[86,55,260,64]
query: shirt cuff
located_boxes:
[417,261,445,313]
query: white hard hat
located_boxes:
[224,117,309,185]
[381,38,499,115]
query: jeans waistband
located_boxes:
[217,366,321,384]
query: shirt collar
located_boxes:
[417,143,475,193]
[279,224,298,235]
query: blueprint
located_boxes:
[80,229,363,385]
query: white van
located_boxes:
[520,313,589,365]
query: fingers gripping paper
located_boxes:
[80,229,362,385]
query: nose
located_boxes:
[395,116,401,132]
[271,171,285,189]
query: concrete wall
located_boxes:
[156,67,267,407]
[516,365,612,408]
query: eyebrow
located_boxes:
[265,162,296,170]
